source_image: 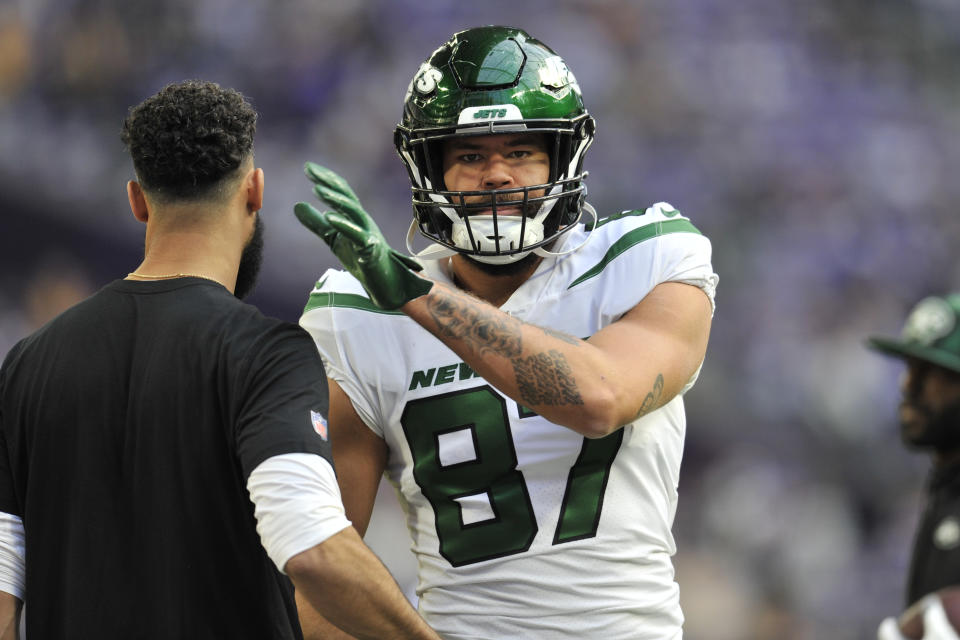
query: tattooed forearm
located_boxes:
[425,289,523,357]
[423,287,584,405]
[513,349,585,406]
[633,374,664,420]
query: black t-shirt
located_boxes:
[906,460,960,606]
[0,278,333,639]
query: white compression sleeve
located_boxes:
[922,594,960,640]
[0,511,24,599]
[247,453,352,574]
[877,617,908,640]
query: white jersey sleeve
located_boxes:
[299,270,393,437]
[561,201,717,317]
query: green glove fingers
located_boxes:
[325,212,376,249]
[305,162,358,201]
[312,184,368,225]
[296,162,433,310]
[306,162,375,232]
[293,202,339,244]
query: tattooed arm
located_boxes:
[401,280,712,438]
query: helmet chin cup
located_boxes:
[469,253,531,266]
[451,216,545,264]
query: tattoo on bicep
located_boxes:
[426,290,523,357]
[512,350,585,406]
[634,374,665,420]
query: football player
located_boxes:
[871,295,960,640]
[297,26,718,639]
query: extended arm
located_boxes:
[286,528,435,640]
[401,279,711,438]
[0,593,19,640]
[296,588,355,640]
[248,454,435,640]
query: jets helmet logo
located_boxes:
[414,65,443,95]
[538,55,572,90]
[903,297,955,345]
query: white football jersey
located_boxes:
[300,203,718,640]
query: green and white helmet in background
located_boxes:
[868,294,960,374]
[394,26,596,264]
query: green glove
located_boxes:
[294,162,433,310]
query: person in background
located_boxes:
[871,295,960,640]
[296,26,717,639]
[0,80,439,640]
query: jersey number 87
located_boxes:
[401,385,624,566]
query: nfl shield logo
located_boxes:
[311,410,328,441]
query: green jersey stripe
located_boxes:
[303,291,405,315]
[568,219,702,289]
[587,209,643,230]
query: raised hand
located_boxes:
[295,162,433,310]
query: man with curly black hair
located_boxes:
[0,81,439,640]
[120,80,265,300]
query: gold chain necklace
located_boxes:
[127,272,224,286]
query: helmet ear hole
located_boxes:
[576,115,596,140]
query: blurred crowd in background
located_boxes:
[3,0,960,637]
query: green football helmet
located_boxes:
[394,26,596,264]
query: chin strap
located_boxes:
[406,219,458,261]
[531,201,597,259]
[405,202,597,264]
